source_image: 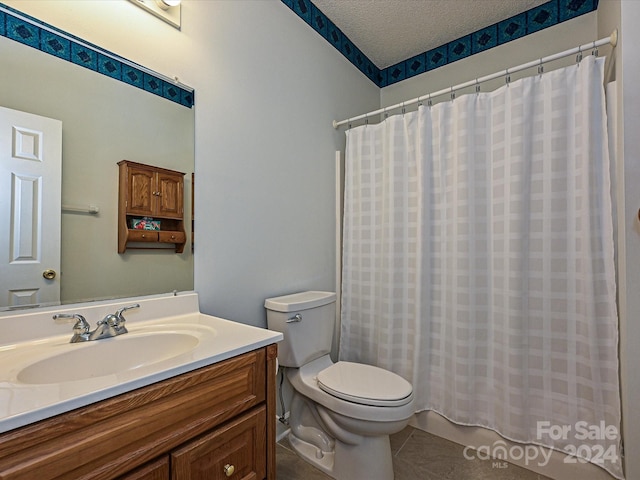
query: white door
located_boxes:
[0,106,62,309]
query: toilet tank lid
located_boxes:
[264,291,336,312]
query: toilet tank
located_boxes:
[265,291,336,368]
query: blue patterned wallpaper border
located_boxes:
[0,4,194,108]
[282,0,599,88]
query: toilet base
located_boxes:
[288,432,335,475]
[288,430,394,480]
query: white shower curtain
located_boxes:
[340,56,622,478]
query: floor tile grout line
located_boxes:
[393,430,415,457]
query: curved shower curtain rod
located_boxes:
[333,29,618,129]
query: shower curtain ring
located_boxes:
[475,78,480,94]
[427,94,432,108]
[450,86,455,101]
[577,46,583,64]
[592,40,598,57]
[505,68,511,85]
[401,102,406,115]
[538,58,544,75]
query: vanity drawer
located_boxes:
[158,231,186,244]
[127,229,159,242]
[0,348,267,480]
[172,406,266,480]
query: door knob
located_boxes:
[42,269,56,280]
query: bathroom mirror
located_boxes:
[0,22,194,311]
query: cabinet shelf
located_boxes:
[118,160,186,253]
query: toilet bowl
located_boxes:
[287,354,414,479]
[265,291,415,480]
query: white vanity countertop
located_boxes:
[0,292,282,434]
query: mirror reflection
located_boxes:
[0,27,194,310]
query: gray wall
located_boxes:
[190,2,379,326]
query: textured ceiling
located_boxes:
[313,0,549,68]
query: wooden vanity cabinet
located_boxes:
[119,457,169,480]
[0,345,278,480]
[118,160,187,253]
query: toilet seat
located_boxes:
[316,361,413,407]
[288,355,415,422]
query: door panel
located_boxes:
[0,106,62,308]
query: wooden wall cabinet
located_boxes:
[118,160,187,253]
[0,345,278,480]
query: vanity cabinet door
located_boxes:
[171,406,266,480]
[119,457,169,480]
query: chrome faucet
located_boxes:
[53,304,140,343]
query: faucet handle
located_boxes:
[53,313,90,342]
[74,318,89,333]
[115,303,140,323]
[53,313,89,331]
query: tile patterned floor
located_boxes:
[276,426,552,480]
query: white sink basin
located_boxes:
[0,293,283,435]
[17,331,200,384]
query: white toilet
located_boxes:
[265,291,414,480]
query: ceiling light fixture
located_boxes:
[128,0,181,29]
[156,0,181,10]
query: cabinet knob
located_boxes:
[223,464,235,477]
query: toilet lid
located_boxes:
[316,361,413,407]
